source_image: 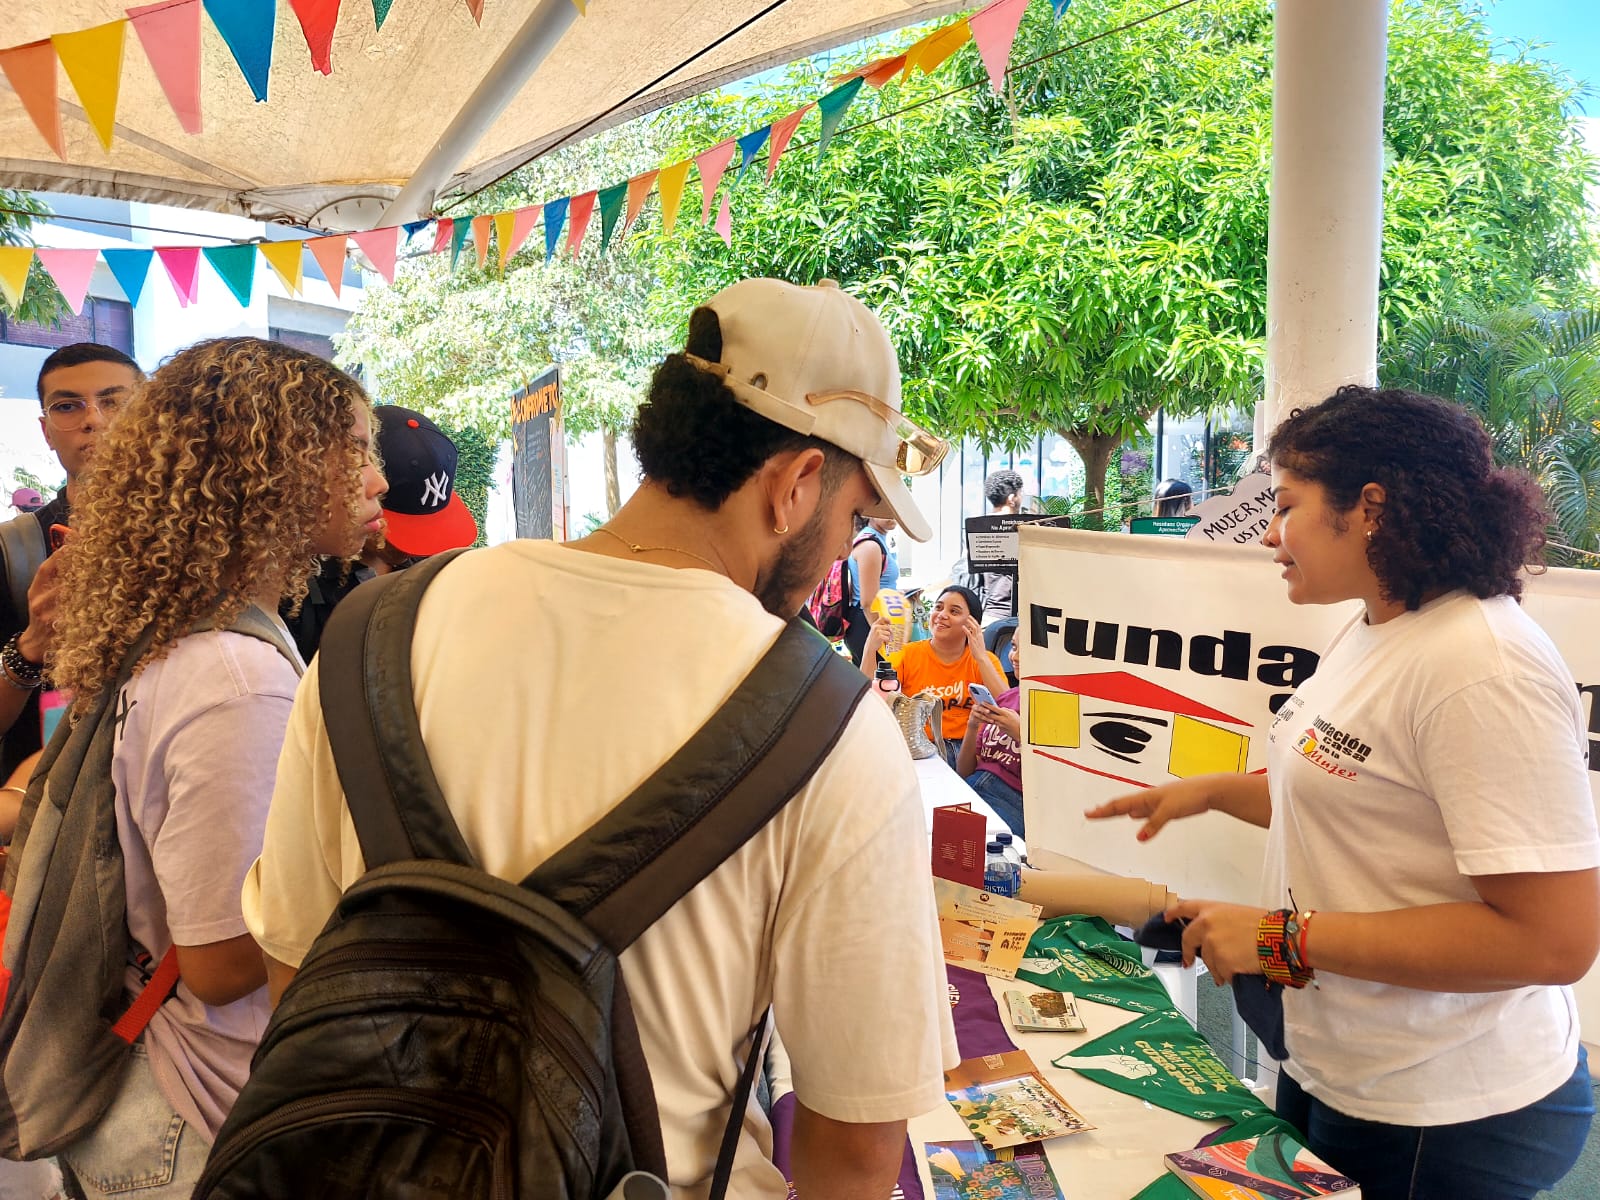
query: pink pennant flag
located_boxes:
[307,234,348,298]
[504,205,540,263]
[352,227,399,283]
[156,246,201,306]
[36,249,99,316]
[969,0,1030,94]
[695,140,737,225]
[471,215,492,268]
[714,194,733,247]
[289,0,343,75]
[127,0,203,132]
[766,104,813,181]
[567,191,597,256]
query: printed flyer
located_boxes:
[935,878,1043,980]
[943,1049,1095,1149]
[926,1140,1066,1200]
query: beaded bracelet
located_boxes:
[0,635,41,691]
[1257,908,1316,988]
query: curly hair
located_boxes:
[984,469,1024,509]
[52,338,374,702]
[1267,386,1548,608]
[632,307,856,507]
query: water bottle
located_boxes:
[995,831,1023,869]
[983,839,1020,898]
[873,657,901,703]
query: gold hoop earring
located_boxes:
[774,523,789,536]
[1365,529,1374,541]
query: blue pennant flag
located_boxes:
[735,126,771,186]
[544,197,570,260]
[101,249,154,307]
[204,0,274,103]
[1052,0,1073,16]
[402,220,431,240]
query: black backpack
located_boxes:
[193,550,868,1200]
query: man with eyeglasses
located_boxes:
[0,343,141,782]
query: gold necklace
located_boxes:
[591,526,724,573]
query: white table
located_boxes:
[914,751,1023,856]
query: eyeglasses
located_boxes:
[44,396,122,432]
[805,390,948,475]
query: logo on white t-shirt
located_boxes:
[1292,714,1371,781]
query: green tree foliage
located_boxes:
[639,0,1596,527]
[1383,300,1600,568]
[0,190,69,325]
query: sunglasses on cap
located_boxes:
[803,390,948,476]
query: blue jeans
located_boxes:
[966,768,1025,839]
[1274,1045,1593,1200]
[58,1044,207,1199]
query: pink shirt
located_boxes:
[973,686,1022,791]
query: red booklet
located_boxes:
[932,803,989,889]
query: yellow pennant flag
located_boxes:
[494,211,516,270]
[0,247,34,311]
[657,160,692,236]
[903,20,971,78]
[571,0,587,13]
[259,242,305,295]
[52,20,128,152]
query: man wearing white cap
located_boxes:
[247,279,958,1197]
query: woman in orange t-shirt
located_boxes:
[863,585,1009,760]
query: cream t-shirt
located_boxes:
[1264,591,1599,1125]
[243,541,958,1199]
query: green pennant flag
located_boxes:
[815,76,864,164]
[597,183,627,254]
[1016,915,1174,1014]
[1052,1008,1270,1125]
[449,217,471,270]
[202,244,257,306]
[372,0,394,30]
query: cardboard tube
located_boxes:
[1017,871,1178,928]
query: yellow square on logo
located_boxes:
[1168,714,1249,777]
[1028,689,1081,748]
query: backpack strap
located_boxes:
[0,514,47,629]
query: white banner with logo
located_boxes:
[1017,525,1600,1031]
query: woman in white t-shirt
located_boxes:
[38,339,386,1198]
[1089,386,1598,1200]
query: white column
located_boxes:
[1257,0,1389,444]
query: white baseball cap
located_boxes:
[685,277,947,542]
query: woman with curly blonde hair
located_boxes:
[40,337,385,1198]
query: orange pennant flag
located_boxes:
[260,241,305,294]
[624,170,659,234]
[463,0,484,23]
[903,20,972,78]
[766,103,813,181]
[471,215,492,269]
[307,235,348,299]
[52,19,128,152]
[0,41,65,158]
[656,160,692,236]
[0,247,34,311]
[493,211,516,270]
[864,54,908,88]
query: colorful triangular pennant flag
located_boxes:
[35,249,99,316]
[864,54,908,88]
[307,234,348,297]
[597,183,626,254]
[904,20,971,78]
[815,77,864,164]
[372,0,394,30]
[624,171,658,234]
[695,140,737,225]
[714,194,733,248]
[0,248,32,312]
[492,211,515,270]
[471,215,492,269]
[351,227,398,283]
[289,0,342,75]
[656,160,691,236]
[543,197,570,260]
[0,41,65,158]
[567,191,597,256]
[127,0,204,134]
[463,0,484,24]
[203,244,257,305]
[1052,0,1073,16]
[431,218,454,255]
[571,0,587,14]
[101,248,154,306]
[506,206,540,264]
[52,20,128,153]
[970,0,1029,94]
[204,0,274,102]
[766,104,812,180]
[402,219,430,241]
[260,241,305,294]
[448,217,471,269]
[156,245,201,306]
[734,126,770,186]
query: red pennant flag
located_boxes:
[624,170,659,234]
[0,41,64,159]
[864,54,908,88]
[36,249,99,316]
[430,219,453,255]
[127,0,204,133]
[156,246,201,306]
[463,0,484,23]
[695,140,737,225]
[766,104,813,181]
[289,0,343,75]
[307,234,348,298]
[969,0,1030,94]
[567,191,597,255]
[352,227,399,283]
[471,214,492,268]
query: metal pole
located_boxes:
[380,0,580,225]
[1257,0,1389,442]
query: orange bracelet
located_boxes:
[1298,910,1316,969]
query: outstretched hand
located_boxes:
[1084,777,1213,841]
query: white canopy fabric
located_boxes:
[0,0,967,228]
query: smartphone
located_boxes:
[968,682,996,708]
[48,524,71,552]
